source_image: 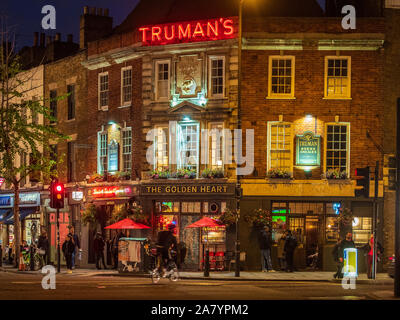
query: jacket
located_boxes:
[258,230,272,250]
[62,240,75,256]
[277,237,286,258]
[157,231,177,250]
[72,234,80,249]
[38,236,49,251]
[284,235,297,252]
[93,237,105,253]
[338,239,356,259]
[332,241,341,262]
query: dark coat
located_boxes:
[338,239,356,259]
[94,237,105,253]
[62,239,75,257]
[157,231,178,250]
[284,235,298,252]
[38,236,49,251]
[259,230,272,250]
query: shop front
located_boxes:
[140,181,236,271]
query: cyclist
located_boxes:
[156,224,178,275]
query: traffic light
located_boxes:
[50,181,65,209]
[355,167,370,198]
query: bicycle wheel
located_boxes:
[151,269,161,284]
[33,255,41,271]
[168,263,179,282]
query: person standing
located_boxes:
[62,233,75,274]
[94,232,107,270]
[277,233,286,271]
[332,236,342,279]
[112,230,126,270]
[284,230,297,272]
[38,230,49,265]
[335,232,356,279]
[362,235,383,279]
[259,225,274,272]
[68,226,81,270]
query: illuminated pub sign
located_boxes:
[141,184,235,195]
[88,186,134,198]
[296,131,321,166]
[139,17,237,46]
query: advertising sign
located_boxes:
[296,131,321,166]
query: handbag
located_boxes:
[38,248,46,256]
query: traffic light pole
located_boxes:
[57,208,60,273]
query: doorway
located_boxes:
[305,216,319,266]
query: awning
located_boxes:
[0,209,11,223]
[4,207,38,225]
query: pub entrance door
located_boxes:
[305,216,319,267]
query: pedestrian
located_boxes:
[94,232,107,270]
[332,236,342,279]
[62,233,75,274]
[111,230,126,270]
[277,233,286,271]
[362,235,383,279]
[284,230,297,272]
[259,225,274,272]
[38,230,49,265]
[334,232,356,279]
[68,225,81,269]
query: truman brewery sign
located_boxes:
[296,131,321,166]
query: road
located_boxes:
[0,271,397,300]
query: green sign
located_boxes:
[296,131,320,166]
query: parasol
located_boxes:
[105,218,151,229]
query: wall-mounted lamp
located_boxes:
[304,166,312,179]
[305,114,313,121]
[182,115,191,122]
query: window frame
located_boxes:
[121,127,132,172]
[324,56,352,99]
[208,122,224,170]
[323,122,351,177]
[97,131,108,174]
[177,121,200,174]
[208,56,226,99]
[154,125,169,171]
[120,66,132,107]
[98,72,109,110]
[267,56,295,99]
[155,60,171,101]
[49,90,57,124]
[267,121,294,173]
[67,84,76,120]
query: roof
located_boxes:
[114,0,324,34]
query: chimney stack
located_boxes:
[33,32,39,47]
[40,33,45,47]
[90,7,96,15]
[67,34,73,43]
[55,33,61,42]
[80,7,112,49]
[104,8,109,17]
[97,8,103,16]
[83,6,89,14]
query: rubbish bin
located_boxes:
[343,248,358,278]
[118,237,149,274]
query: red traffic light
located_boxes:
[56,185,63,192]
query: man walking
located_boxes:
[284,230,297,272]
[68,226,81,269]
[94,232,107,270]
[334,232,356,279]
[259,225,274,272]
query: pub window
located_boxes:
[154,126,169,171]
[268,56,295,98]
[98,72,109,109]
[209,56,225,97]
[326,217,339,242]
[67,85,75,120]
[325,123,350,176]
[267,122,293,172]
[67,142,74,182]
[325,57,351,99]
[209,122,224,169]
[155,60,170,100]
[177,122,199,173]
[98,131,108,174]
[49,90,57,123]
[122,128,132,172]
[352,217,372,245]
[121,66,132,106]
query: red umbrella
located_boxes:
[185,216,224,228]
[105,218,151,229]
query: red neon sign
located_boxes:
[91,186,132,198]
[0,178,4,188]
[139,17,238,46]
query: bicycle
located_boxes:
[22,246,45,271]
[145,244,179,284]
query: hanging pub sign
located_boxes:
[139,17,237,46]
[296,131,321,166]
[88,186,134,199]
[108,140,119,173]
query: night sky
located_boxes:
[0,0,325,50]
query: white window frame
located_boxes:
[324,56,351,99]
[208,56,226,98]
[323,122,351,177]
[209,122,224,170]
[154,125,169,171]
[177,121,200,174]
[97,130,108,174]
[98,72,109,111]
[268,56,295,99]
[120,66,132,107]
[155,60,171,101]
[267,121,293,172]
[121,127,132,172]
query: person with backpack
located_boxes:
[62,233,75,274]
[284,230,298,272]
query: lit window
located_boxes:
[352,217,372,245]
[209,123,224,169]
[155,127,169,171]
[268,56,295,98]
[209,57,225,97]
[98,132,108,174]
[121,67,132,105]
[177,123,199,172]
[325,124,349,175]
[268,122,293,171]
[122,128,132,172]
[325,57,351,99]
[98,72,109,109]
[156,61,170,100]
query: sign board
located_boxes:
[0,192,40,208]
[296,131,321,166]
[108,140,119,173]
[139,17,237,46]
[141,184,235,196]
[88,186,133,199]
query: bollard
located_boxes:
[204,249,210,277]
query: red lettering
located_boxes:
[207,21,219,37]
[139,27,150,42]
[223,19,234,36]
[193,22,205,38]
[164,25,175,41]
[178,24,191,39]
[152,26,162,41]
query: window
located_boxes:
[177,122,199,172]
[49,90,57,123]
[122,128,132,172]
[50,145,57,172]
[67,142,74,182]
[209,123,224,169]
[98,132,108,174]
[20,152,27,187]
[268,122,293,172]
[155,61,170,100]
[325,57,351,99]
[67,85,75,120]
[31,97,39,125]
[352,217,372,245]
[154,126,169,171]
[325,123,350,175]
[121,67,132,106]
[29,153,40,183]
[98,72,109,109]
[209,56,225,97]
[268,56,295,98]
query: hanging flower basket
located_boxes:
[336,207,354,226]
[82,204,98,228]
[216,208,237,226]
[243,208,272,228]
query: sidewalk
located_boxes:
[0,264,393,284]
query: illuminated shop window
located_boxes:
[209,56,225,97]
[154,126,169,171]
[156,61,170,100]
[352,217,372,245]
[98,72,109,109]
[325,57,351,99]
[121,67,132,106]
[325,123,350,175]
[209,122,224,169]
[268,122,293,172]
[268,56,295,98]
[326,217,339,241]
[122,128,132,172]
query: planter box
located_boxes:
[266,178,293,183]
[326,179,351,184]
